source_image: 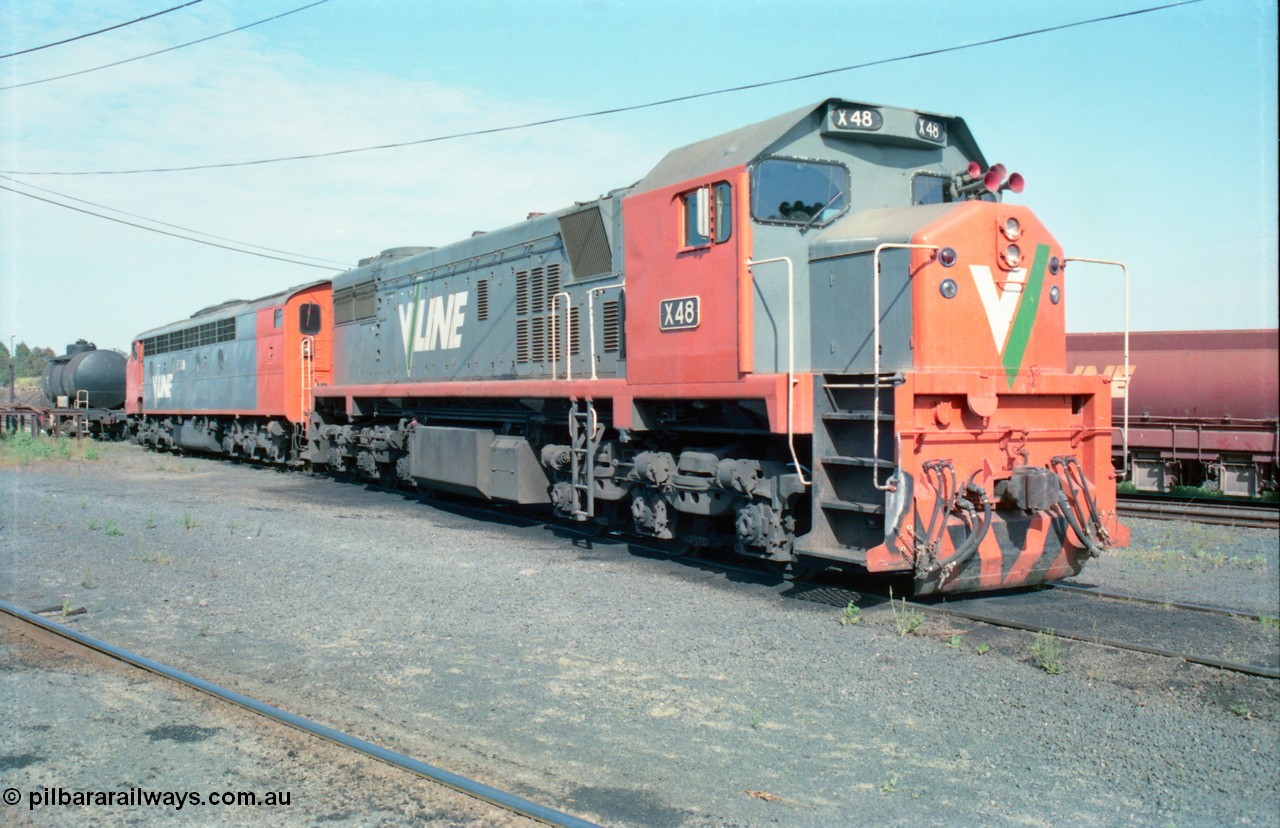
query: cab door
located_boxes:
[623,168,747,386]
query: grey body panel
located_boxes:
[333,191,629,388]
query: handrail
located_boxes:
[871,243,938,490]
[586,282,624,380]
[299,336,314,434]
[549,291,573,381]
[746,256,806,485]
[1063,257,1130,481]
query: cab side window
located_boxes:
[299,303,322,335]
[680,182,733,249]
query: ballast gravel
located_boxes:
[2,443,1278,826]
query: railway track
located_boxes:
[0,599,598,828]
[1118,492,1280,528]
[335,480,1280,679]
[913,584,1280,679]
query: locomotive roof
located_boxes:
[133,279,331,339]
[632,97,986,194]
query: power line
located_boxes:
[0,1,205,60]
[1,0,1201,177]
[0,174,351,267]
[0,182,340,270]
[1,1,331,92]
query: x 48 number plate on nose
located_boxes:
[659,296,700,331]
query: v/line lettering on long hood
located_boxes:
[397,286,469,371]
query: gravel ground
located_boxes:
[0,622,535,827]
[2,443,1278,826]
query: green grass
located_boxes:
[888,587,925,636]
[1028,631,1064,675]
[0,432,112,466]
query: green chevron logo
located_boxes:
[971,243,1050,388]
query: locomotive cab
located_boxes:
[622,98,1127,593]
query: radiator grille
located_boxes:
[475,278,489,321]
[513,264,574,365]
[602,300,620,353]
[558,207,613,278]
[334,280,377,326]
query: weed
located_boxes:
[81,568,96,590]
[59,593,71,619]
[104,520,123,537]
[144,514,156,530]
[84,444,99,461]
[227,520,238,535]
[948,635,963,649]
[131,551,172,566]
[1028,631,1064,674]
[80,499,88,510]
[974,643,990,655]
[182,512,198,530]
[749,709,762,730]
[1230,702,1252,719]
[87,517,99,531]
[888,587,924,636]
[839,601,862,626]
[1258,616,1280,633]
[880,774,898,794]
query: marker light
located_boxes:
[1002,217,1021,240]
[939,278,958,299]
[1050,285,1061,305]
[1002,244,1022,268]
[1048,256,1061,275]
[938,247,957,267]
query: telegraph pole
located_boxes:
[8,333,14,404]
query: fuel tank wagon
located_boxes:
[300,98,1128,594]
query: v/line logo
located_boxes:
[398,283,469,371]
[151,373,174,400]
[970,243,1051,387]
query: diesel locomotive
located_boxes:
[127,98,1129,594]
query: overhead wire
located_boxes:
[1,1,331,92]
[0,182,341,270]
[0,1,205,60]
[0,174,351,267]
[1,0,1201,176]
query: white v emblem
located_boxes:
[970,265,1026,355]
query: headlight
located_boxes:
[939,278,958,299]
[1002,217,1021,240]
[1002,244,1022,268]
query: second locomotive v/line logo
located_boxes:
[397,289,469,362]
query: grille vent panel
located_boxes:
[558,208,613,279]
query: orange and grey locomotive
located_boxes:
[131,98,1130,594]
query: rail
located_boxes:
[1063,257,1130,480]
[871,243,939,490]
[586,282,624,381]
[549,291,573,381]
[746,256,806,485]
[0,599,599,828]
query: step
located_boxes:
[819,499,885,515]
[821,411,894,422]
[821,455,895,469]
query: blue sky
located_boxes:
[2,0,1276,353]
